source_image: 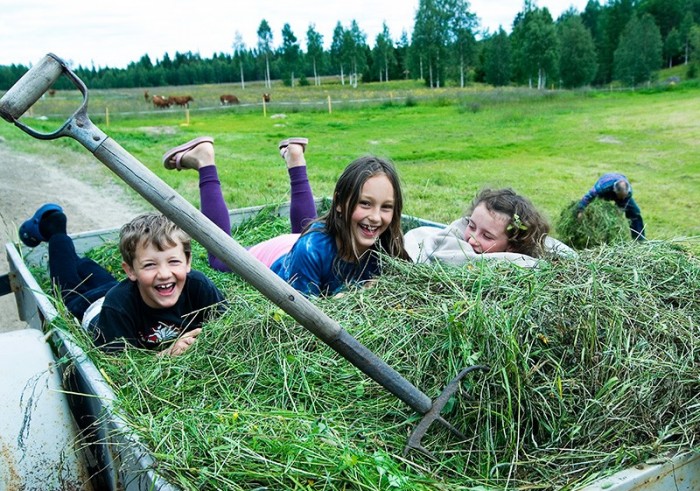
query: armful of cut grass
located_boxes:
[556,200,630,249]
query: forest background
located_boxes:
[2,0,700,91]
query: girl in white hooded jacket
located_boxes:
[404,188,574,268]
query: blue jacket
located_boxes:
[271,223,380,296]
[577,173,632,210]
[577,173,646,240]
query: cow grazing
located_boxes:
[263,93,271,103]
[168,95,193,108]
[48,89,56,97]
[152,95,171,109]
[220,94,240,105]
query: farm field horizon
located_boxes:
[2,78,699,244]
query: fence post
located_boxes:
[327,95,332,114]
[105,107,109,127]
[184,108,190,126]
[263,96,267,117]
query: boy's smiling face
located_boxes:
[122,240,191,309]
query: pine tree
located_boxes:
[281,24,301,87]
[614,13,663,85]
[483,28,512,86]
[558,15,598,87]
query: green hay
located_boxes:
[556,200,631,250]
[54,214,699,490]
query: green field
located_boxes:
[2,78,699,242]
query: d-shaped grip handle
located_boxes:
[0,53,64,123]
[0,53,91,141]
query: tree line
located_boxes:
[2,0,700,92]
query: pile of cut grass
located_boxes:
[63,213,699,490]
[556,200,630,249]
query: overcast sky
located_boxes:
[1,0,589,69]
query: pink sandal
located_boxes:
[162,136,214,171]
[278,137,308,158]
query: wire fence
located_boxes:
[18,79,682,126]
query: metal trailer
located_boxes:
[2,227,174,490]
[1,203,698,490]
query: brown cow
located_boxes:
[152,95,171,109]
[48,89,56,97]
[220,94,240,105]
[263,93,271,103]
[168,95,193,107]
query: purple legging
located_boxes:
[199,165,317,271]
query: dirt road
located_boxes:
[0,139,149,332]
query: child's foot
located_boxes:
[278,137,308,168]
[19,203,63,247]
[39,211,67,240]
[163,137,215,171]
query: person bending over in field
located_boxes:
[576,173,646,241]
[162,136,409,297]
[404,188,573,268]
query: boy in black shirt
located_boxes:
[20,204,226,355]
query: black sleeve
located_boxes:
[88,281,141,353]
[188,270,227,317]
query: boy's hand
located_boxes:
[159,328,202,357]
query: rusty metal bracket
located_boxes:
[404,365,490,458]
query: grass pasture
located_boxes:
[2,77,699,244]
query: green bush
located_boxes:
[556,200,630,249]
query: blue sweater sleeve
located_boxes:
[270,224,378,297]
[578,174,626,209]
[578,185,599,209]
[283,237,326,296]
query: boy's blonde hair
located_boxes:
[119,213,191,267]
